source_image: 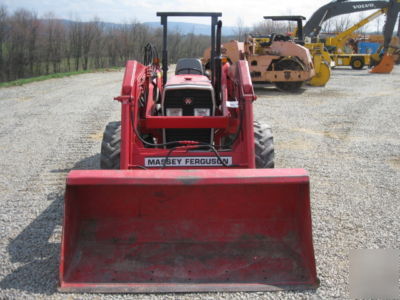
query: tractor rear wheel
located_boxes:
[254,121,275,168]
[100,121,121,169]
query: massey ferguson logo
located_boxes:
[353,3,375,9]
[183,97,193,105]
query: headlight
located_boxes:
[166,108,183,116]
[194,108,210,116]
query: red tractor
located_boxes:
[59,12,318,293]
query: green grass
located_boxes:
[0,67,122,88]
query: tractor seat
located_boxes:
[175,58,204,75]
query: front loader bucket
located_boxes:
[370,54,395,73]
[60,169,318,293]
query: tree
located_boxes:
[356,13,368,37]
[233,17,246,41]
[91,20,105,69]
[334,15,352,33]
[69,19,83,71]
[82,19,98,70]
[106,27,119,67]
[7,9,40,79]
[27,12,40,76]
[0,6,8,81]
[42,13,62,74]
[0,7,221,83]
[252,19,287,36]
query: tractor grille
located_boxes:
[163,88,214,147]
[165,128,212,144]
[163,89,213,116]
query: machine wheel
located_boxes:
[395,56,400,65]
[275,81,303,91]
[351,58,364,70]
[100,121,121,169]
[254,121,275,168]
[274,58,304,91]
[308,61,331,87]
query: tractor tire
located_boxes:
[351,58,364,70]
[100,121,121,169]
[254,121,275,168]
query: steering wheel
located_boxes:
[260,34,276,48]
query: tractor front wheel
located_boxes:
[100,121,121,169]
[254,121,275,168]
[100,120,275,169]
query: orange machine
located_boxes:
[204,31,315,91]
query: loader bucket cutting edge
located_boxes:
[59,169,318,293]
[370,54,395,73]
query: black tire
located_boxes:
[351,58,364,70]
[100,121,121,169]
[254,121,275,168]
[394,52,400,65]
[275,81,303,91]
[274,58,304,91]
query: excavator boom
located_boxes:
[327,8,386,50]
[304,0,390,38]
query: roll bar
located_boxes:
[156,12,222,86]
[264,15,306,42]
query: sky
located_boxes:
[2,0,386,30]
[0,0,362,25]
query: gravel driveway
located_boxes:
[0,67,399,299]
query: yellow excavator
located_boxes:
[364,35,400,64]
[370,44,400,65]
[325,8,387,69]
[303,0,400,73]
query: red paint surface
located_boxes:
[143,116,229,129]
[60,169,318,292]
[166,74,211,86]
[116,60,257,170]
[59,59,319,292]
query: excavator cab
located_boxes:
[302,0,400,74]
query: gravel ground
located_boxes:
[0,66,399,299]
